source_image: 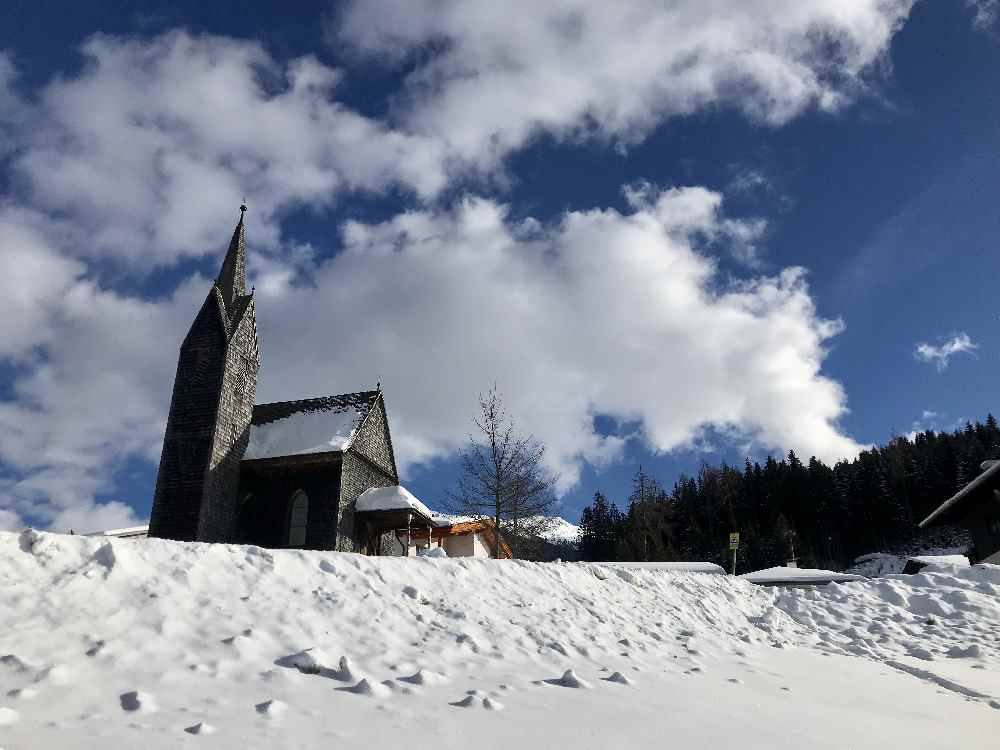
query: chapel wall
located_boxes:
[236,461,340,549]
[350,398,397,479]
[338,451,397,552]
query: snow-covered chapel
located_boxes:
[147,207,420,554]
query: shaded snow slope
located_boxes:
[771,566,1000,665]
[1,531,997,749]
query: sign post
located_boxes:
[729,532,740,576]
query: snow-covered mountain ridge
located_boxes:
[1,530,997,749]
[536,515,580,544]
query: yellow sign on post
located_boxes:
[729,532,740,550]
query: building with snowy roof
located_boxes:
[919,459,1000,564]
[354,486,512,558]
[146,207,427,555]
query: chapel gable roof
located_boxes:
[243,390,380,461]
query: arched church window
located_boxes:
[287,490,309,548]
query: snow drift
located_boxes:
[1,530,997,749]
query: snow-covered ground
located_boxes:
[849,547,970,577]
[1,530,998,749]
[602,561,725,574]
[742,566,866,585]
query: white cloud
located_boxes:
[727,169,773,196]
[6,32,447,270]
[0,16,893,529]
[623,181,766,265]
[914,333,978,372]
[254,184,862,488]
[0,269,210,531]
[0,508,23,531]
[0,208,84,358]
[50,501,141,535]
[0,185,863,525]
[904,409,940,441]
[337,0,915,170]
[967,0,999,30]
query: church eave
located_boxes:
[241,450,344,470]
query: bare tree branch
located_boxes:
[447,385,559,558]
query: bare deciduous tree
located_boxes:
[448,385,559,559]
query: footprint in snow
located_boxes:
[255,699,287,718]
[34,664,73,686]
[380,679,415,695]
[333,656,361,681]
[547,641,569,656]
[274,647,332,676]
[450,694,503,710]
[604,672,633,685]
[337,679,394,699]
[0,655,31,674]
[399,668,448,686]
[119,691,156,712]
[184,722,216,735]
[544,670,591,689]
[221,629,253,645]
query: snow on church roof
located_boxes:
[244,391,379,461]
[355,485,436,521]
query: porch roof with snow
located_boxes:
[243,391,379,461]
[355,485,437,528]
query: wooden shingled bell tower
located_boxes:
[148,205,260,542]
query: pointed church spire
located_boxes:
[216,204,247,311]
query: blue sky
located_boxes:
[0,0,998,532]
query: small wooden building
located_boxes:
[354,485,511,558]
[426,520,511,559]
[920,460,1000,564]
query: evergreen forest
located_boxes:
[574,415,1000,570]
